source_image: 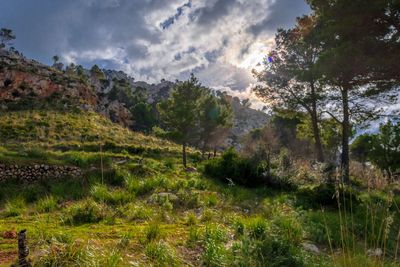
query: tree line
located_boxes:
[253,0,400,183]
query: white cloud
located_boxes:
[1,0,311,105]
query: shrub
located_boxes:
[202,224,228,267]
[204,149,262,187]
[273,215,303,245]
[127,204,154,221]
[90,184,133,205]
[164,158,175,170]
[206,194,218,207]
[23,184,48,203]
[3,198,26,217]
[36,196,58,213]
[145,241,178,266]
[247,217,269,239]
[64,199,105,225]
[144,222,162,243]
[186,212,198,226]
[231,220,305,267]
[50,179,85,200]
[187,226,201,248]
[176,190,201,209]
[296,183,359,209]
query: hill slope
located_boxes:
[0,48,269,146]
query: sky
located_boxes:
[0,0,311,108]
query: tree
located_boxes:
[242,126,280,177]
[0,28,16,48]
[90,64,105,80]
[131,102,157,133]
[198,89,233,158]
[253,15,326,162]
[52,55,60,64]
[351,121,400,181]
[297,117,342,161]
[308,0,400,183]
[157,74,203,167]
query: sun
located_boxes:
[237,39,274,72]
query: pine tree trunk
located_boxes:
[310,83,324,162]
[201,142,206,160]
[311,111,325,162]
[341,87,350,184]
[182,142,187,168]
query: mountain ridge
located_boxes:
[0,48,269,146]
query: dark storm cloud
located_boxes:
[0,0,310,99]
[194,0,238,25]
[0,0,167,65]
[249,0,311,37]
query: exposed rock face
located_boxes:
[0,163,82,183]
[0,49,97,107]
[101,100,134,127]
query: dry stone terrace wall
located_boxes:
[0,163,82,182]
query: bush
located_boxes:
[90,184,133,205]
[3,198,26,217]
[36,196,58,213]
[144,222,162,243]
[296,183,359,209]
[64,199,105,225]
[202,224,228,267]
[145,241,178,266]
[231,218,305,267]
[247,217,269,239]
[127,204,154,221]
[204,149,264,187]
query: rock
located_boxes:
[367,248,383,257]
[302,242,320,254]
[2,230,17,239]
[185,167,197,173]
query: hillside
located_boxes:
[0,43,399,267]
[0,99,399,266]
[0,49,269,147]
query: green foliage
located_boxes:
[90,184,133,205]
[131,102,157,133]
[202,224,228,266]
[0,28,16,47]
[64,199,105,225]
[90,64,105,80]
[36,196,58,213]
[144,222,162,243]
[204,149,261,187]
[3,197,26,217]
[351,121,400,179]
[145,241,178,266]
[296,183,359,210]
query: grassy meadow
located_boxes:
[0,110,399,266]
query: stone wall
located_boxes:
[0,163,82,182]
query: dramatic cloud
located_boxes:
[0,0,310,108]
